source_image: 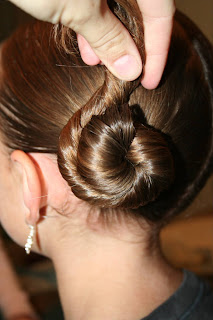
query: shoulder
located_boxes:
[187,278,213,320]
[141,270,213,320]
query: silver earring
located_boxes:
[25,225,35,255]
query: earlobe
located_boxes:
[11,150,42,226]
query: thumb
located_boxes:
[76,4,142,81]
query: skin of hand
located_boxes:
[9,0,175,88]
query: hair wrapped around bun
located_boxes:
[58,66,174,209]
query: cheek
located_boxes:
[0,149,29,249]
[0,206,27,248]
[0,179,27,248]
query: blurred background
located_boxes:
[0,0,213,319]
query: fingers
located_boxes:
[75,1,142,81]
[77,34,101,66]
[9,0,142,81]
[137,0,175,89]
[78,0,175,86]
[9,0,175,87]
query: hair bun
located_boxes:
[58,103,174,209]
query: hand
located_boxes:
[138,0,175,88]
[9,0,175,89]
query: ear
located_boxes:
[11,150,42,226]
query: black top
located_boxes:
[140,270,213,320]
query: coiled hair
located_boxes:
[58,74,174,209]
[0,1,213,223]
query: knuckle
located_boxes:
[60,6,94,29]
[90,24,126,58]
[62,14,92,30]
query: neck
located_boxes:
[50,224,183,320]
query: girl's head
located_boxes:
[0,0,213,251]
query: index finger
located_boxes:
[137,0,175,89]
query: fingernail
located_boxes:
[113,55,142,80]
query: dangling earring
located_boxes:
[25,225,35,255]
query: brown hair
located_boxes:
[0,0,213,223]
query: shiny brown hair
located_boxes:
[0,0,213,223]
